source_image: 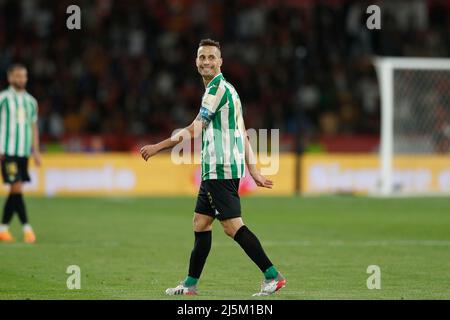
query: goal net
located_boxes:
[375,57,450,195]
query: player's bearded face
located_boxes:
[8,69,28,90]
[196,46,222,79]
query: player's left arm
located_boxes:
[242,121,273,189]
[32,101,41,167]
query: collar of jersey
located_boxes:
[206,73,223,88]
[8,86,26,95]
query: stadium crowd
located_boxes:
[0,0,448,152]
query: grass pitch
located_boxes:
[1,196,449,300]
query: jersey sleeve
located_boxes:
[30,97,38,123]
[198,84,225,126]
[0,92,7,109]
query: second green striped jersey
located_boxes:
[0,86,38,157]
[198,73,246,180]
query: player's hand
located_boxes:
[33,152,42,167]
[140,144,159,161]
[250,171,274,189]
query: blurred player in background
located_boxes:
[0,64,41,243]
[140,39,286,296]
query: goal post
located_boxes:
[374,57,450,196]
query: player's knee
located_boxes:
[10,183,23,194]
[220,218,243,238]
[192,215,201,230]
[222,224,237,238]
[192,214,212,232]
[223,228,234,238]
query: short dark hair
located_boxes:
[7,63,27,75]
[199,39,221,50]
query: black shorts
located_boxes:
[1,156,31,184]
[194,179,241,221]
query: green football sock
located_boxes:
[184,276,198,287]
[264,266,278,280]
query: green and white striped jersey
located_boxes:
[0,86,38,157]
[199,73,246,180]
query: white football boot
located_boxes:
[165,281,198,296]
[253,273,287,297]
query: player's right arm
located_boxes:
[140,86,220,162]
[140,118,203,161]
[140,107,216,161]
